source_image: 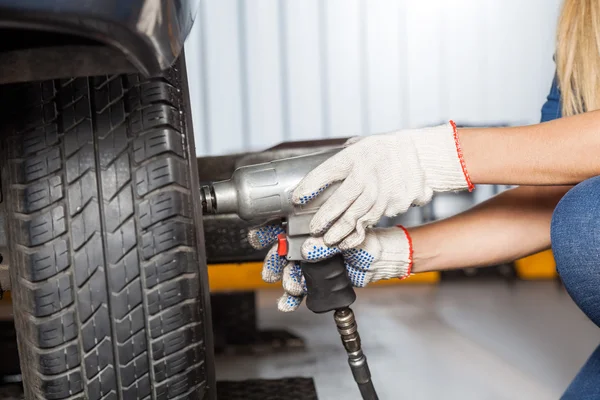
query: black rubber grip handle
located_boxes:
[301,255,356,313]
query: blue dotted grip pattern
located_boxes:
[298,184,330,205]
[305,245,375,287]
[344,248,375,287]
[290,263,307,292]
[253,224,285,248]
[285,294,303,309]
[305,244,340,261]
[265,251,286,275]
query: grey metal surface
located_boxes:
[217,378,318,400]
[216,282,600,400]
[202,148,341,261]
[203,149,339,220]
[198,141,345,261]
[197,140,346,184]
[199,141,345,263]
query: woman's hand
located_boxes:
[248,223,413,312]
[247,222,305,312]
[292,123,473,249]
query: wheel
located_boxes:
[0,55,215,400]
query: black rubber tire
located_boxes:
[0,56,215,400]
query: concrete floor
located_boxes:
[216,281,600,400]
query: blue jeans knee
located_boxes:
[551,176,600,399]
[551,175,600,327]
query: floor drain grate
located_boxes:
[217,377,318,400]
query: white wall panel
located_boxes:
[187,0,564,156]
[201,0,245,155]
[285,0,324,141]
[441,0,491,124]
[365,0,404,133]
[485,0,562,125]
[324,0,363,137]
[243,0,287,151]
[404,0,445,128]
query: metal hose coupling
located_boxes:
[334,308,379,400]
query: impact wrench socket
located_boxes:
[201,149,379,400]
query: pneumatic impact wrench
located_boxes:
[201,149,379,400]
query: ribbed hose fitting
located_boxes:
[333,308,379,400]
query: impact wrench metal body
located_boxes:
[201,149,379,400]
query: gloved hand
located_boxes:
[292,122,474,249]
[248,223,413,312]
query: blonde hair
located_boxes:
[556,0,600,116]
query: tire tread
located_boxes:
[4,64,208,399]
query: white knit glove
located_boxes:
[292,122,473,249]
[248,224,413,312]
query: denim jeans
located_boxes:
[539,76,600,398]
[541,75,562,122]
[552,177,600,399]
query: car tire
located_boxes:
[0,55,215,400]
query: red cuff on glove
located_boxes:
[449,120,475,192]
[397,225,413,279]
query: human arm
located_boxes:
[413,73,566,270]
[292,110,596,246]
[409,185,569,272]
[303,184,569,276]
[460,110,600,186]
